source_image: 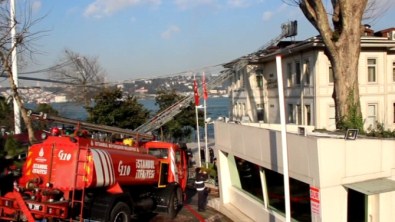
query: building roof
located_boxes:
[222,27,395,69]
[374,27,395,37]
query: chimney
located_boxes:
[361,24,374,36]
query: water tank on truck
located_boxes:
[0,112,188,222]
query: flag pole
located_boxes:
[204,98,208,168]
[193,75,202,167]
[203,72,209,168]
[195,106,201,167]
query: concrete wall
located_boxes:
[215,121,395,221]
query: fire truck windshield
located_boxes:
[148,148,169,159]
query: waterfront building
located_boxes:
[213,27,395,221]
[228,27,395,131]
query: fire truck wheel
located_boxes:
[168,190,179,219]
[109,202,131,222]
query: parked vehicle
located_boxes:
[0,112,188,222]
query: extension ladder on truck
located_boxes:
[134,70,233,133]
[69,144,89,222]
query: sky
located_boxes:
[12,0,395,85]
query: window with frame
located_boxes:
[257,103,264,122]
[234,156,263,201]
[328,105,336,129]
[256,75,263,88]
[367,58,377,82]
[240,73,245,88]
[233,104,237,117]
[264,168,312,221]
[329,66,334,83]
[393,103,395,123]
[287,63,293,87]
[305,104,311,125]
[296,104,302,124]
[304,60,310,85]
[392,61,395,82]
[295,62,301,85]
[366,104,377,129]
[288,104,295,123]
[392,103,395,123]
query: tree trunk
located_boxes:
[329,46,361,128]
[326,5,364,128]
[1,52,36,144]
[299,0,367,129]
[11,84,36,144]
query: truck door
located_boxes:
[175,149,188,191]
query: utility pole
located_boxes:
[10,0,21,134]
[276,56,291,222]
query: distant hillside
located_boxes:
[122,75,230,96]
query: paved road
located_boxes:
[132,141,233,222]
[132,187,232,222]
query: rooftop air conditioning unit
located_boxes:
[390,30,395,40]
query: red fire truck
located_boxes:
[0,112,189,222]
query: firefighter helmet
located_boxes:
[51,127,61,136]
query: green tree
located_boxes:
[0,96,24,161]
[155,89,203,142]
[35,103,59,116]
[86,87,149,129]
[0,96,13,133]
[4,136,23,159]
[0,136,6,159]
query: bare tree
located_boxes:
[363,0,392,24]
[0,1,45,144]
[285,0,369,129]
[49,49,106,106]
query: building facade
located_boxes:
[214,122,395,222]
[213,27,395,222]
[229,28,395,131]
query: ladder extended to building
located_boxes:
[134,69,234,133]
[134,20,297,134]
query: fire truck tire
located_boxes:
[176,186,183,208]
[168,187,182,219]
[109,202,131,222]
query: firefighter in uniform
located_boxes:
[195,167,209,212]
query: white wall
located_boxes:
[215,122,395,222]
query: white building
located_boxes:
[213,27,395,222]
[228,27,395,131]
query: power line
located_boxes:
[18,60,74,75]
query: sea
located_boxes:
[26,96,230,140]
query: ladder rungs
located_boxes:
[70,146,88,222]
